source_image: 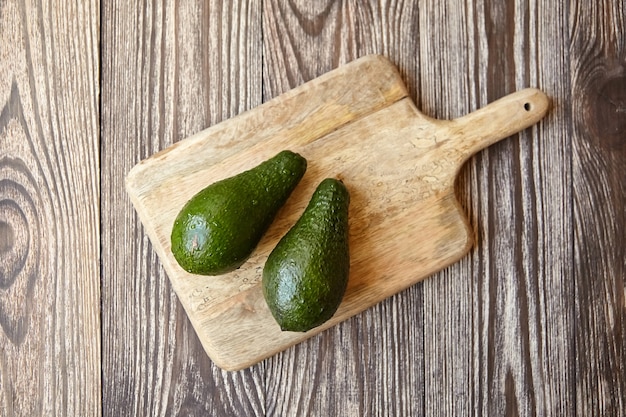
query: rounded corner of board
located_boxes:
[124,167,140,194]
[212,360,247,373]
[125,156,154,188]
[208,350,257,372]
[358,53,392,65]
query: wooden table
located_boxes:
[1,1,624,416]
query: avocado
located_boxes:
[171,150,307,275]
[263,178,350,332]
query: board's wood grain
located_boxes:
[571,0,626,415]
[0,0,100,416]
[418,0,576,415]
[101,1,265,416]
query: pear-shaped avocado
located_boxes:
[171,150,307,275]
[263,178,350,332]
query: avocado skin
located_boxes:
[171,150,307,275]
[263,178,350,332]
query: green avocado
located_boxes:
[171,150,307,275]
[263,178,350,332]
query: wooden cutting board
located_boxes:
[125,55,550,371]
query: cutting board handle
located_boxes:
[447,88,551,163]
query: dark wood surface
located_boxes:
[1,0,624,415]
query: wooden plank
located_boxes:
[419,2,494,415]
[419,0,575,415]
[100,1,265,415]
[261,1,426,416]
[0,0,101,416]
[570,1,626,415]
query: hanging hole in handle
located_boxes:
[524,102,532,111]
